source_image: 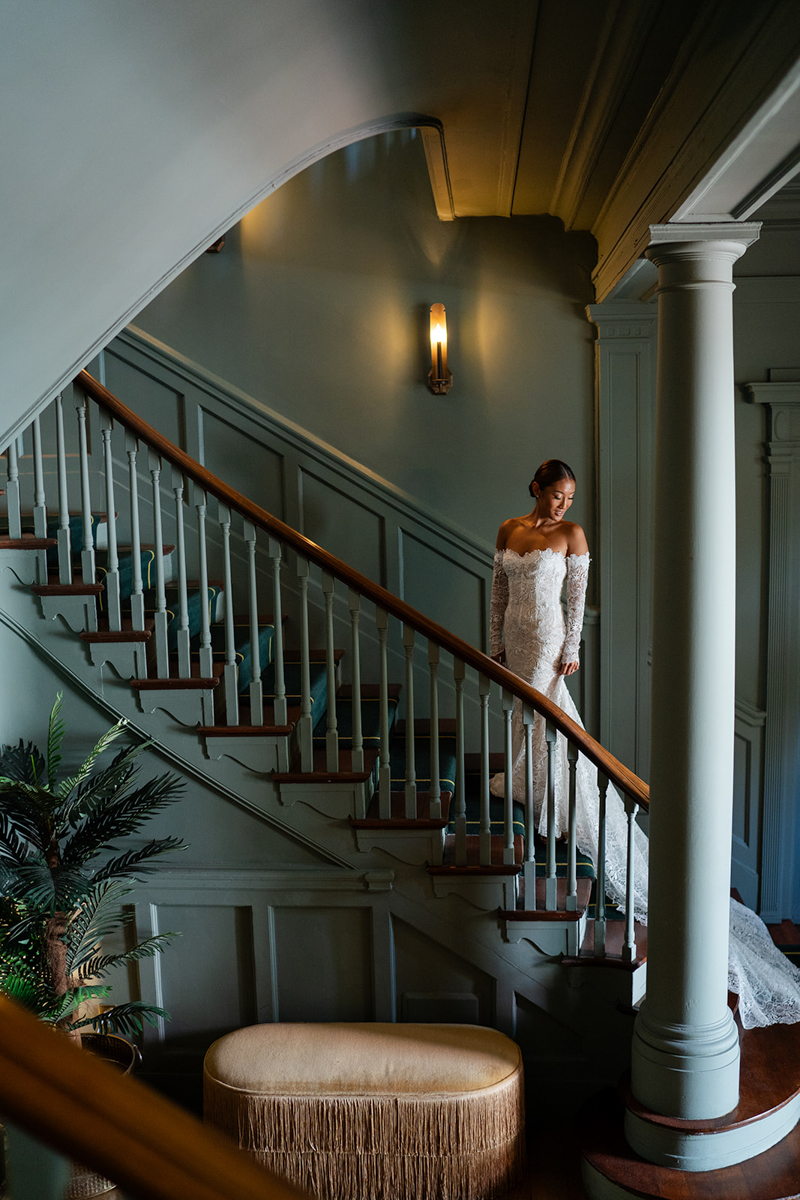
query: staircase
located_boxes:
[6,374,800,1197]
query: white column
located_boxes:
[630,223,759,1125]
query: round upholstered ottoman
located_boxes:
[204,1022,525,1200]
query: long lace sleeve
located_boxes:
[561,553,590,665]
[489,551,509,656]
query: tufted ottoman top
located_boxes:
[204,1022,522,1097]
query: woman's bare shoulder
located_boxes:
[495,516,527,550]
[564,521,589,556]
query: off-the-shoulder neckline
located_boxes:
[496,547,590,562]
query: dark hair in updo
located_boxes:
[529,459,576,498]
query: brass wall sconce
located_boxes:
[428,303,453,394]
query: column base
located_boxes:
[631,1004,740,1121]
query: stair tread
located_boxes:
[350,791,453,829]
[0,535,57,549]
[274,746,379,783]
[564,917,648,967]
[580,1085,800,1200]
[502,876,593,921]
[427,833,524,874]
[32,580,103,595]
[131,662,223,689]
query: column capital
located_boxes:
[648,221,761,247]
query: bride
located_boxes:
[488,458,800,1030]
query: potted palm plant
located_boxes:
[0,695,186,1197]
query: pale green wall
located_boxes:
[132,131,598,558]
[733,225,800,709]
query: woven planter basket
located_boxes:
[66,1034,139,1199]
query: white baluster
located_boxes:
[376,608,392,818]
[522,705,536,908]
[149,452,169,677]
[453,658,466,866]
[55,394,72,583]
[403,625,417,819]
[296,557,313,771]
[195,487,213,679]
[623,794,640,962]
[126,433,144,631]
[322,572,339,772]
[349,591,364,773]
[219,502,239,724]
[32,415,47,538]
[502,689,515,866]
[268,538,286,726]
[545,720,558,910]
[428,642,441,821]
[172,469,190,677]
[6,436,22,540]
[75,396,95,584]
[595,772,609,956]
[100,412,121,631]
[479,674,492,866]
[566,741,579,912]
[243,520,263,725]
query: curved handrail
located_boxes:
[0,997,307,1200]
[76,369,649,811]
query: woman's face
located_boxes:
[534,477,575,521]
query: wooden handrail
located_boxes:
[0,997,308,1200]
[76,369,649,811]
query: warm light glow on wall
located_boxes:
[428,303,452,394]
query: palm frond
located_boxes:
[70,1001,170,1036]
[56,719,129,801]
[61,772,185,868]
[0,815,34,864]
[1,861,92,915]
[57,744,147,833]
[64,879,132,975]
[73,933,178,982]
[0,741,47,788]
[92,837,185,883]
[46,693,66,792]
[0,784,54,849]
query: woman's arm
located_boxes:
[560,524,590,677]
[489,523,512,661]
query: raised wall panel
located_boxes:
[300,469,384,584]
[392,916,492,1024]
[104,350,186,450]
[731,701,765,911]
[201,409,285,520]
[155,904,257,1045]
[399,530,486,649]
[272,905,373,1021]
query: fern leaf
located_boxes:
[70,1001,170,1035]
[46,693,66,792]
[56,719,129,801]
[92,837,185,883]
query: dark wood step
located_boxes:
[31,581,103,596]
[81,617,156,644]
[562,915,648,967]
[427,833,524,875]
[349,791,453,830]
[0,535,57,550]
[501,877,593,922]
[337,683,402,700]
[198,700,301,737]
[273,746,379,784]
[580,1080,800,1200]
[464,750,505,773]
[131,662,223,691]
[394,718,458,736]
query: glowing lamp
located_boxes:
[428,303,453,394]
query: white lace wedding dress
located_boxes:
[488,546,800,1029]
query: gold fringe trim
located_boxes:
[205,1072,525,1199]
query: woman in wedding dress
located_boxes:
[488,459,800,1029]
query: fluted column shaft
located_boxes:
[630,223,760,1124]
